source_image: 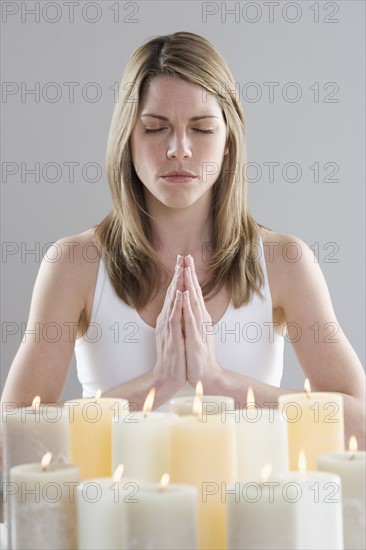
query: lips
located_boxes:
[161,170,197,178]
[161,170,197,183]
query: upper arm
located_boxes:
[269,232,365,398]
[1,235,98,405]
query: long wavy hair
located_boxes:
[93,31,264,309]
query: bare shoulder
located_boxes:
[43,228,100,284]
[36,228,101,326]
[258,226,317,309]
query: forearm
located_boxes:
[203,369,366,450]
[202,368,296,408]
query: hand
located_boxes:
[152,255,187,394]
[182,255,223,389]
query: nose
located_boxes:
[166,131,192,160]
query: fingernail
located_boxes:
[188,255,194,266]
[176,254,183,266]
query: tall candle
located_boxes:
[127,474,198,549]
[112,388,177,482]
[1,398,70,549]
[317,436,365,549]
[227,466,343,549]
[278,380,344,469]
[236,388,288,481]
[65,393,128,480]
[112,411,177,482]
[9,454,80,550]
[169,396,237,550]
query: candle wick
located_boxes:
[350,453,356,461]
[305,392,311,400]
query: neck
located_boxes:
[146,197,214,264]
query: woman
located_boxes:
[1,31,365,446]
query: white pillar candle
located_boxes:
[9,455,80,550]
[227,469,343,549]
[77,466,144,550]
[1,399,70,549]
[317,437,365,550]
[112,411,177,482]
[235,388,289,481]
[64,395,129,480]
[127,476,198,549]
[170,395,235,416]
[278,383,345,469]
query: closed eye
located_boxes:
[144,128,214,134]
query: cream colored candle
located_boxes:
[278,380,344,469]
[1,398,70,549]
[127,474,198,549]
[227,469,343,549]
[169,396,237,550]
[317,436,365,549]
[170,395,235,416]
[236,388,288,481]
[112,388,177,482]
[112,411,177,482]
[9,454,80,550]
[65,393,129,480]
[77,465,143,550]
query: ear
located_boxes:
[224,144,229,155]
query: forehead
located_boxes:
[139,76,223,116]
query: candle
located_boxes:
[169,388,237,550]
[112,388,177,482]
[65,391,129,480]
[77,464,143,550]
[127,474,198,549]
[9,453,80,550]
[236,387,289,481]
[227,455,343,549]
[317,435,365,549]
[278,379,344,469]
[1,397,70,549]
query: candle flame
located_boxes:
[143,388,155,415]
[95,389,102,399]
[32,396,41,409]
[298,450,307,473]
[259,463,272,483]
[195,381,203,398]
[349,435,358,452]
[159,473,170,490]
[193,394,203,418]
[247,386,255,409]
[304,379,311,398]
[193,381,203,417]
[113,464,124,483]
[41,452,52,470]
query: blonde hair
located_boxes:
[94,31,264,309]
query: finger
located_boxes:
[186,256,203,297]
[168,290,183,332]
[186,256,210,319]
[182,290,197,338]
[161,265,182,320]
[184,266,203,321]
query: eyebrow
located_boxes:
[140,113,219,121]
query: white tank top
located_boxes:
[75,238,284,406]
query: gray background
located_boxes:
[1,0,365,400]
